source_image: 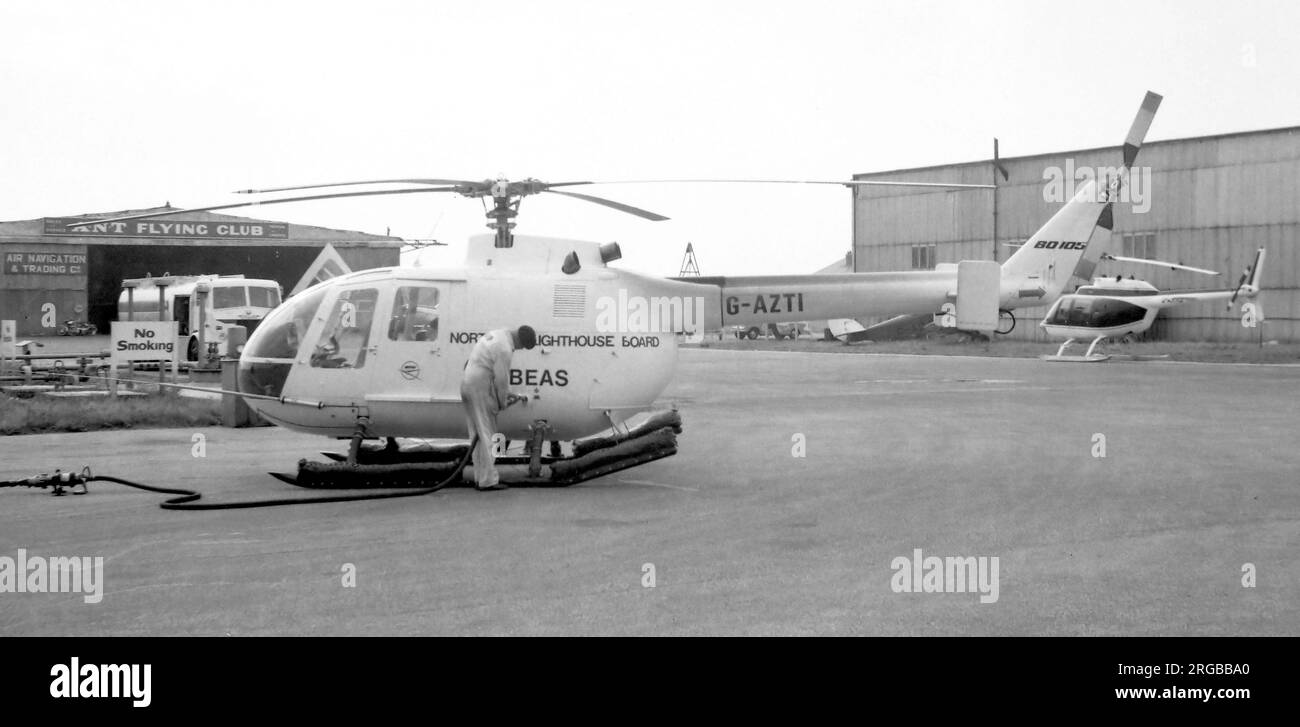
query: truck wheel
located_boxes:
[746,327,760,340]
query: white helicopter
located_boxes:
[75,174,1015,484]
[1040,247,1266,361]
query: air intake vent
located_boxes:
[552,284,587,318]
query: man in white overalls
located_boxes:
[460,326,537,490]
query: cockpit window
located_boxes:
[1089,299,1147,328]
[244,285,329,359]
[1047,297,1147,328]
[388,286,440,341]
[311,288,378,369]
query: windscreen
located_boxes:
[243,286,330,360]
[213,286,247,309]
[248,285,281,309]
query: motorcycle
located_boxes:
[56,320,97,336]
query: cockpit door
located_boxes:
[279,282,381,405]
[364,280,466,437]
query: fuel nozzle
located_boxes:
[4,467,91,495]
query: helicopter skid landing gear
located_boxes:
[1041,336,1111,363]
[346,416,372,466]
[281,409,683,489]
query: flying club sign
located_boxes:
[44,217,289,239]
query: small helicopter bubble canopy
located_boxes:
[1044,295,1150,329]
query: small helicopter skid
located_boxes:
[1041,336,1112,363]
[272,409,683,489]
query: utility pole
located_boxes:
[993,138,1009,262]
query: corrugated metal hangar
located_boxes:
[851,125,1299,342]
[0,207,401,335]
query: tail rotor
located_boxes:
[1228,247,1266,305]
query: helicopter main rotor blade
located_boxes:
[587,178,996,190]
[236,178,603,197]
[235,179,483,194]
[67,187,460,227]
[541,189,670,221]
[1099,253,1220,276]
[537,181,596,189]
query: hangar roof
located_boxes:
[0,205,403,247]
[853,123,1300,179]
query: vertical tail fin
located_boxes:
[1002,91,1162,303]
[1229,247,1266,321]
[1230,247,1267,303]
[1246,247,1266,291]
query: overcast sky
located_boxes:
[2,0,1296,276]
